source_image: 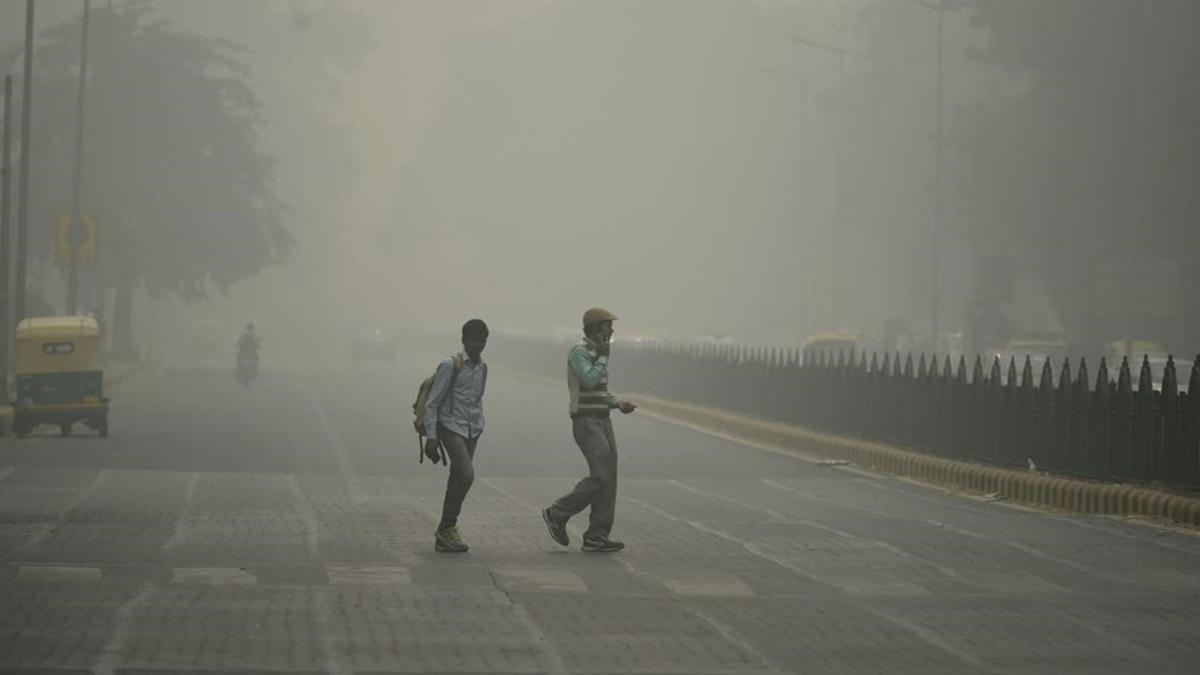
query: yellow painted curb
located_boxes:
[630,392,1200,527]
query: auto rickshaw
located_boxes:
[12,316,109,438]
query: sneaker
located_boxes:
[434,526,469,553]
[542,508,569,547]
[581,537,624,553]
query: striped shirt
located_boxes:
[567,338,619,416]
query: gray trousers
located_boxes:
[551,416,618,541]
[437,425,479,531]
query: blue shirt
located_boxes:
[424,353,487,440]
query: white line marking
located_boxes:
[327,566,411,585]
[923,519,1135,586]
[93,582,157,675]
[622,495,827,585]
[170,567,256,585]
[287,474,322,555]
[306,389,363,501]
[314,587,355,675]
[866,606,994,672]
[763,477,1131,585]
[23,469,108,549]
[480,479,786,674]
[162,473,201,549]
[16,565,103,582]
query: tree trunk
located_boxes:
[111,270,137,361]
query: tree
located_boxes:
[4,1,292,355]
[947,0,1200,352]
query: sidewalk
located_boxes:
[0,360,142,437]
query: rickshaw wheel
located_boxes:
[60,423,72,437]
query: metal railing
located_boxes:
[498,336,1200,490]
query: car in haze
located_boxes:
[986,335,1068,384]
[1105,341,1194,393]
[351,328,398,363]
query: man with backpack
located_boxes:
[418,319,489,553]
[542,308,637,553]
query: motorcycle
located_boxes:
[236,352,258,385]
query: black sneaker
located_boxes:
[542,508,569,547]
[581,537,624,553]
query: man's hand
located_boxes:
[594,339,611,357]
[423,438,444,464]
[617,400,637,414]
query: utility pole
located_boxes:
[15,0,35,324]
[67,0,92,316]
[1,75,14,404]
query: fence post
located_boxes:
[1186,356,1200,488]
[1072,358,1091,477]
[1160,356,1181,486]
[1134,355,1155,481]
[1093,358,1112,479]
[1000,357,1019,466]
[1052,358,1073,473]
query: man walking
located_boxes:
[423,319,489,553]
[542,308,637,552]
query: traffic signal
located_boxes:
[55,214,97,266]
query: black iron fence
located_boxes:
[498,337,1200,490]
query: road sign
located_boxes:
[55,214,97,266]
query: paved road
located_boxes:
[2,359,1199,674]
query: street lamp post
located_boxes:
[790,35,846,331]
[67,0,93,316]
[897,0,948,350]
[15,0,35,324]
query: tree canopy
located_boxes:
[5,0,292,301]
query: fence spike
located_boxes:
[1058,357,1073,393]
[1190,355,1200,405]
[1117,357,1132,399]
[957,354,968,383]
[972,354,984,384]
[1040,357,1054,390]
[1075,357,1090,396]
[870,351,880,375]
[903,353,914,378]
[917,353,928,379]
[1162,355,1178,399]
[1095,357,1110,394]
[1138,354,1153,394]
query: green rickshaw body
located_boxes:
[12,316,109,437]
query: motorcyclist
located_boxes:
[237,322,262,359]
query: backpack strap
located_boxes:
[419,354,464,466]
[443,354,464,416]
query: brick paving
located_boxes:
[2,367,1199,674]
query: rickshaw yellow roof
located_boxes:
[16,316,100,339]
